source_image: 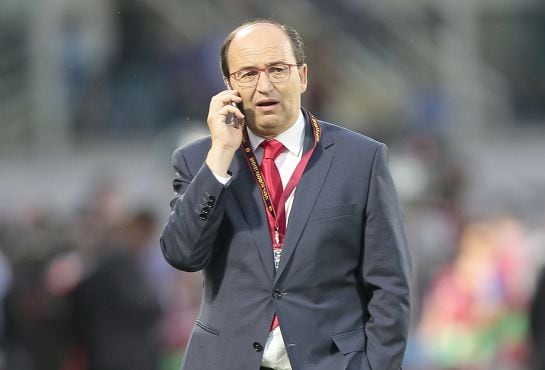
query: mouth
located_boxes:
[255,99,280,109]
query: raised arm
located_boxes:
[160,88,245,271]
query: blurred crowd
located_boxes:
[407,209,545,370]
[0,179,203,370]
[1,0,545,370]
[392,134,545,370]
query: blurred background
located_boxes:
[1,0,545,369]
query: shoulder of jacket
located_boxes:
[319,120,383,149]
[172,136,212,160]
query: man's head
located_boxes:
[220,20,308,137]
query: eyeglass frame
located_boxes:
[228,63,302,86]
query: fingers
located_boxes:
[207,103,244,127]
[208,90,245,132]
[210,90,243,114]
[221,104,245,119]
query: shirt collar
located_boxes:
[247,110,305,156]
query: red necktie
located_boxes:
[260,139,285,330]
[260,139,285,219]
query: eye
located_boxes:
[269,65,288,74]
[237,69,258,80]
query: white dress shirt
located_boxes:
[213,111,305,370]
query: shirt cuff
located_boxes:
[212,172,231,185]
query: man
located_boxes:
[160,19,411,370]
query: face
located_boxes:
[227,23,308,137]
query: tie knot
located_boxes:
[261,139,285,161]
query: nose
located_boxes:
[256,70,274,92]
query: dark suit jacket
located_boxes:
[160,111,411,370]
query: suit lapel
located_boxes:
[274,121,334,283]
[229,147,275,282]
[229,117,335,284]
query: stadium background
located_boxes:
[1,1,545,369]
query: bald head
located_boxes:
[220,19,306,78]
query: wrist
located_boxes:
[206,146,236,177]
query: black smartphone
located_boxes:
[223,79,243,128]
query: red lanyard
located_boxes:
[241,112,321,247]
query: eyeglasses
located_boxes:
[229,63,301,87]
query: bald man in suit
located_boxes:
[160,19,411,370]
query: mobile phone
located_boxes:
[223,79,243,128]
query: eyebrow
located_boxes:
[235,60,289,70]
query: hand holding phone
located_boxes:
[223,79,244,128]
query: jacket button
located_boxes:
[253,342,263,352]
[207,199,215,207]
[199,213,208,220]
[201,206,210,214]
[208,195,216,201]
[272,289,282,299]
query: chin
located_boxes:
[259,125,283,137]
[253,118,282,136]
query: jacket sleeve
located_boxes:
[159,147,228,272]
[362,143,412,370]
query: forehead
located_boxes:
[228,24,295,68]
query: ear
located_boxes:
[298,64,308,93]
[223,76,232,89]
